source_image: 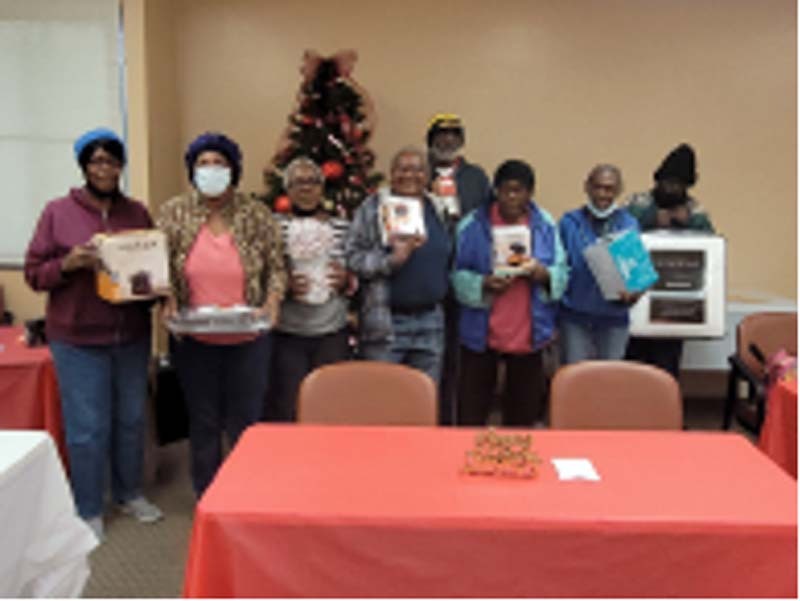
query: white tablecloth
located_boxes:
[0,431,97,597]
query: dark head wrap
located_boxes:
[184,132,242,186]
[654,143,697,186]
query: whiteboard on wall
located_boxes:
[0,0,124,266]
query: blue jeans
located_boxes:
[50,338,150,519]
[560,318,630,364]
[361,306,445,384]
[173,334,272,496]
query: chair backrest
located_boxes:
[297,361,437,426]
[550,360,682,430]
[737,312,798,378]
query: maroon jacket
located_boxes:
[24,187,154,346]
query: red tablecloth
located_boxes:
[759,378,797,478]
[183,425,797,598]
[0,327,66,468]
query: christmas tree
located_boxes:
[262,49,383,218]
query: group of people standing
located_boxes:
[23,117,713,539]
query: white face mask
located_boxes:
[194,166,232,197]
[586,199,617,220]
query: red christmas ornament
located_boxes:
[274,195,291,213]
[322,160,345,180]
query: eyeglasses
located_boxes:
[290,177,323,187]
[87,157,123,169]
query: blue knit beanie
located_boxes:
[184,132,242,186]
[73,127,125,164]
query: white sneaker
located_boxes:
[118,496,163,523]
[85,516,104,542]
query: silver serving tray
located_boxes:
[166,306,270,334]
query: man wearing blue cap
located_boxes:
[24,127,163,541]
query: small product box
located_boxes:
[629,232,726,338]
[379,195,426,246]
[492,225,535,276]
[93,229,170,303]
[582,228,659,300]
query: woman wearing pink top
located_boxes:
[157,133,286,496]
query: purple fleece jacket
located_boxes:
[24,187,154,346]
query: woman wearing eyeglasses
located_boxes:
[24,127,163,541]
[265,156,353,421]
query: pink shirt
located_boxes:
[184,224,254,345]
[488,203,532,354]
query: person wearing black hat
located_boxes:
[156,132,287,496]
[626,143,713,232]
[426,113,491,425]
[624,143,715,380]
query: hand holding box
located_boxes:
[582,229,658,301]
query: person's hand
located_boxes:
[670,205,690,225]
[618,290,643,305]
[483,274,513,294]
[289,272,310,299]
[520,259,549,284]
[256,293,281,325]
[61,244,99,273]
[327,261,348,292]
[160,295,178,323]
[388,234,424,268]
[656,209,672,228]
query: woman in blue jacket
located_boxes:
[452,160,567,426]
[558,164,641,363]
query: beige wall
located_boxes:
[167,0,797,302]
[2,0,795,322]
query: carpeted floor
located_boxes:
[82,441,195,598]
[81,395,757,598]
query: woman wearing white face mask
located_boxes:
[557,164,641,363]
[156,132,286,496]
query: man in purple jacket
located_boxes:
[24,127,162,541]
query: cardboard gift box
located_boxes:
[629,232,726,338]
[93,229,170,303]
[582,228,659,300]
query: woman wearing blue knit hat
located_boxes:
[157,132,287,497]
[24,127,163,541]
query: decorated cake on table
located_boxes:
[461,428,542,479]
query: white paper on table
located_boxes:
[551,458,601,481]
